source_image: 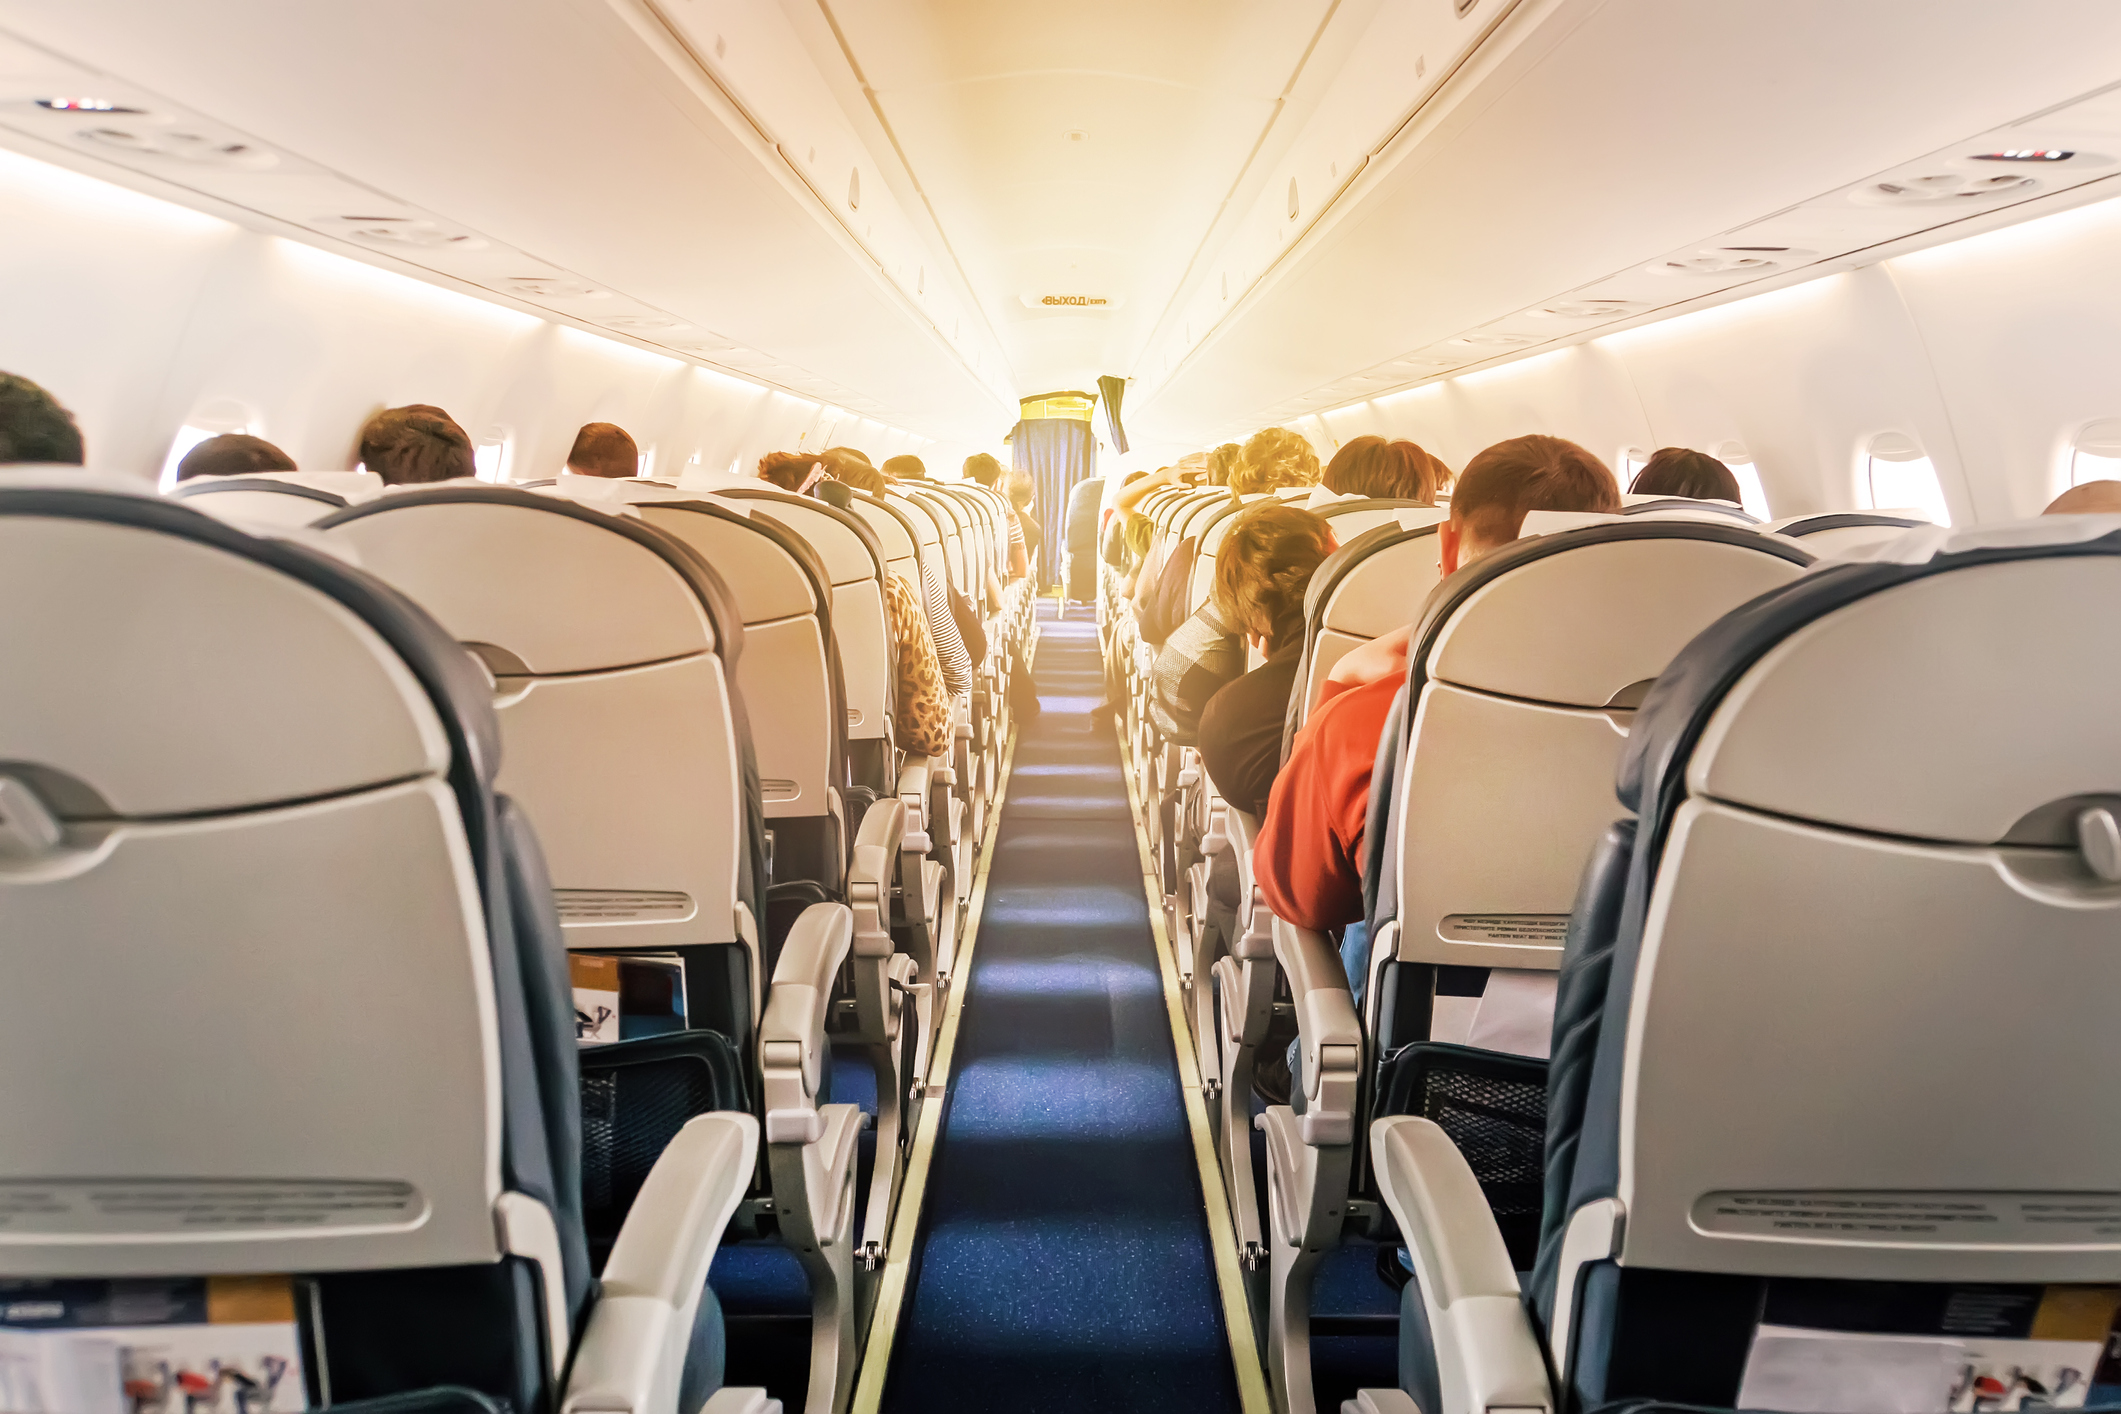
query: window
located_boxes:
[158,423,249,490]
[1861,433,1951,526]
[1619,447,1649,484]
[473,429,511,483]
[2070,420,2121,487]
[1715,441,1772,518]
[637,448,656,480]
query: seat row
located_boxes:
[0,462,1035,1414]
[1105,481,2121,1413]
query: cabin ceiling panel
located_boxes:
[0,0,1009,439]
[1133,0,2121,447]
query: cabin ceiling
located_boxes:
[0,0,2118,453]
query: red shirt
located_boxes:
[1255,674,1401,932]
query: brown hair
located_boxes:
[357,405,474,485]
[963,452,1003,487]
[565,422,639,478]
[882,454,927,481]
[835,459,888,495]
[1321,435,1439,502]
[1214,501,1335,645]
[757,450,818,492]
[1630,447,1740,502]
[1452,435,1619,546]
[176,433,296,481]
[1230,426,1321,495]
[1207,442,1242,487]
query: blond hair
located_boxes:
[1214,500,1335,642]
[1229,426,1321,495]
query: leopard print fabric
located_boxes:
[883,571,953,759]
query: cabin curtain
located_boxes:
[1010,417,1095,589]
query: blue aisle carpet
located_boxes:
[883,604,1240,1412]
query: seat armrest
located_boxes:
[896,756,933,851]
[561,1113,759,1414]
[1228,808,1263,898]
[698,1391,780,1414]
[1274,918,1361,1145]
[759,903,854,1144]
[849,798,905,958]
[1370,1115,1552,1414]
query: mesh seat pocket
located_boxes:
[578,1030,748,1266]
[1376,1041,1548,1270]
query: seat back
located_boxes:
[1768,510,1925,556]
[1618,495,1758,524]
[0,486,587,1411]
[1380,524,1811,1000]
[708,487,893,755]
[317,487,764,1045]
[632,499,846,889]
[1184,491,1281,620]
[1287,517,1446,745]
[169,471,383,528]
[1536,519,2121,1412]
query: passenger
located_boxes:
[1313,435,1439,503]
[831,457,886,496]
[175,433,295,481]
[1628,445,1741,502]
[357,404,475,485]
[880,569,954,760]
[1145,590,1243,746]
[1228,425,1321,496]
[1196,503,1336,816]
[564,421,639,479]
[883,453,928,482]
[2043,480,2121,515]
[816,449,972,692]
[0,372,84,466]
[757,450,824,493]
[1208,442,1242,487]
[1255,434,1620,959]
[1007,471,1041,571]
[968,452,1030,578]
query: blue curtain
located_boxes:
[1010,418,1096,589]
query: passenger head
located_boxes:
[1207,442,1242,487]
[357,404,474,485]
[0,372,84,466]
[1229,426,1321,495]
[1214,501,1336,648]
[883,454,927,482]
[835,459,888,496]
[1320,435,1439,502]
[1122,511,1154,560]
[2043,480,2121,515]
[1443,434,1620,573]
[175,433,295,481]
[565,421,639,479]
[1629,446,1741,502]
[1005,471,1035,511]
[963,452,1003,487]
[1424,448,1456,497]
[757,450,819,493]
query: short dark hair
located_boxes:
[566,422,639,478]
[1630,447,1741,502]
[882,454,927,481]
[357,404,474,485]
[963,452,1003,487]
[1321,435,1438,502]
[836,460,887,496]
[1452,435,1619,545]
[757,450,818,493]
[176,433,295,481]
[0,373,84,465]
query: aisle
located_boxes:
[881,604,1240,1412]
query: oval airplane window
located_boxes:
[1715,440,1773,518]
[1862,432,1951,526]
[2070,419,2121,486]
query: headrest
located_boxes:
[887,491,944,547]
[1619,497,1758,524]
[169,477,349,529]
[709,487,885,586]
[0,486,494,818]
[1304,521,1443,628]
[547,471,684,505]
[318,486,734,676]
[1626,521,2121,843]
[1417,522,1812,710]
[846,492,920,562]
[1517,510,1624,537]
[635,500,821,624]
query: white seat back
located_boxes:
[1292,517,1447,731]
[169,471,386,528]
[1767,511,1924,557]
